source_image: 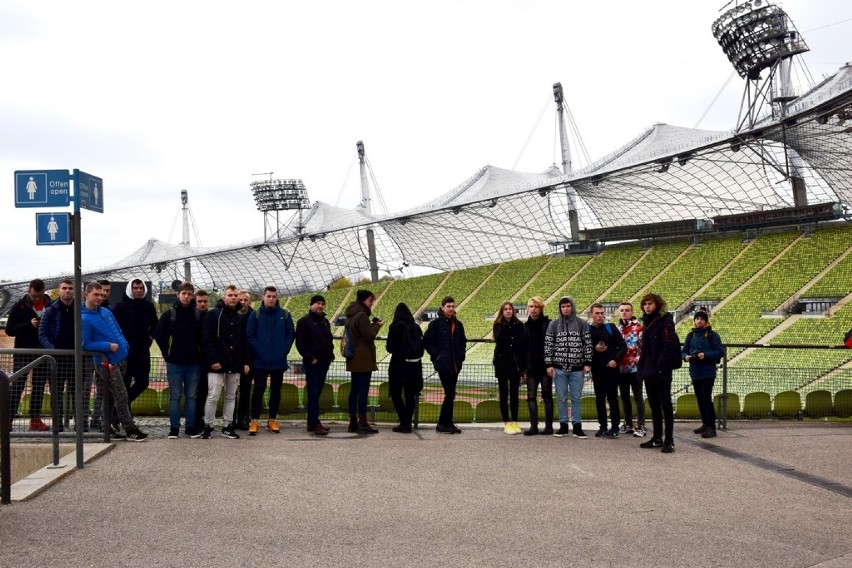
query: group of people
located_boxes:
[6,278,724,450]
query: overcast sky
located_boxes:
[1,0,849,283]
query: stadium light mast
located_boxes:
[357,140,380,283]
[250,174,311,241]
[712,1,811,207]
[180,190,191,282]
[553,82,582,241]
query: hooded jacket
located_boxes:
[637,309,680,380]
[247,300,295,371]
[295,308,335,365]
[154,298,202,365]
[202,299,248,373]
[681,324,724,380]
[113,279,157,356]
[81,304,130,366]
[544,297,592,370]
[386,303,424,371]
[344,300,382,373]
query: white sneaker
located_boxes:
[633,425,646,437]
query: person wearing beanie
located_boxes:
[544,296,592,438]
[682,310,724,438]
[343,290,383,434]
[296,294,335,435]
[637,293,681,453]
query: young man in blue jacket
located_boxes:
[246,286,295,435]
[682,310,724,438]
[81,282,148,442]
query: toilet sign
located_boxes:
[36,212,71,245]
[14,170,72,207]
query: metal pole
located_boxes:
[73,210,85,468]
[721,345,728,431]
[1,370,11,504]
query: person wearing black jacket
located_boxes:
[423,296,467,434]
[493,302,528,435]
[588,303,627,438]
[296,294,335,436]
[523,297,552,435]
[113,278,158,405]
[637,293,680,453]
[200,285,249,439]
[386,302,424,434]
[154,282,203,439]
[6,278,50,431]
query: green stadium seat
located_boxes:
[804,390,833,418]
[274,383,301,415]
[772,390,802,419]
[675,394,701,419]
[742,392,771,419]
[454,401,474,423]
[832,389,852,418]
[336,382,351,411]
[580,396,598,421]
[130,388,160,416]
[713,393,740,418]
[318,383,334,413]
[417,402,441,423]
[18,393,52,417]
[474,400,502,422]
[377,381,393,412]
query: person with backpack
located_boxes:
[492,301,528,435]
[588,303,627,438]
[295,294,335,436]
[386,302,424,434]
[637,293,681,454]
[343,290,383,434]
[246,286,295,435]
[155,281,203,438]
[681,310,724,439]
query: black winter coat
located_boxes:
[423,314,467,375]
[155,299,202,365]
[202,300,248,373]
[492,319,527,378]
[5,295,44,349]
[524,315,550,377]
[113,297,157,355]
[589,322,627,369]
[295,310,335,365]
[637,311,680,381]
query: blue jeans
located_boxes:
[349,371,371,417]
[554,369,584,425]
[166,363,200,429]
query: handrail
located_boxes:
[1,370,10,504]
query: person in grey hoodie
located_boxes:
[544,296,592,438]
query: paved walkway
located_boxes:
[1,420,850,567]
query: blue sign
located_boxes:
[75,170,104,213]
[35,212,71,245]
[14,170,71,208]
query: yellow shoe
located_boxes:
[248,419,259,436]
[511,422,523,434]
[266,418,280,433]
[503,422,514,434]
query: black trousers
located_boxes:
[235,371,253,424]
[693,377,716,428]
[645,374,674,444]
[251,369,284,419]
[122,351,150,405]
[437,370,458,427]
[389,361,423,428]
[618,371,645,426]
[526,373,553,428]
[592,366,621,429]
[496,370,521,422]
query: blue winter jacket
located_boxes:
[681,325,724,380]
[81,305,130,366]
[246,302,295,371]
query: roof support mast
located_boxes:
[180,190,191,283]
[553,82,581,241]
[357,141,380,283]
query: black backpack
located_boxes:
[405,322,425,360]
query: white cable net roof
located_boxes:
[3,63,851,304]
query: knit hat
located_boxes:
[694,310,709,321]
[356,289,374,303]
[310,294,325,306]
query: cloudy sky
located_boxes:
[1,0,849,283]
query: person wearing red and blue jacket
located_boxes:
[681,310,724,439]
[617,302,646,438]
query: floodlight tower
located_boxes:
[249,175,311,241]
[712,1,811,206]
[357,140,380,283]
[180,190,191,282]
[553,82,582,241]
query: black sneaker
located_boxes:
[435,424,455,434]
[221,424,240,439]
[188,428,203,439]
[640,438,664,449]
[168,427,179,439]
[451,424,462,434]
[523,426,539,436]
[661,441,675,453]
[572,423,588,439]
[126,428,149,442]
[90,418,103,432]
[594,427,607,438]
[693,424,709,434]
[109,424,126,441]
[553,423,570,437]
[603,427,619,438]
[540,426,554,435]
[200,425,214,439]
[701,428,717,439]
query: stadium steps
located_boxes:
[727,314,802,365]
[806,358,852,392]
[455,265,500,312]
[509,256,554,304]
[592,247,653,306]
[543,256,598,307]
[777,244,852,314]
[415,272,452,318]
[708,233,805,314]
[627,243,694,306]
[828,291,852,316]
[678,237,758,313]
[330,288,355,323]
